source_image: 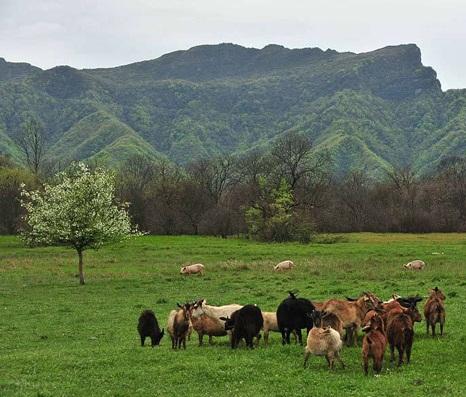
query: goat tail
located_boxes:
[403,327,413,345]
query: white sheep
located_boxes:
[404,260,425,270]
[180,263,205,275]
[274,260,294,271]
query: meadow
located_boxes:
[0,234,465,397]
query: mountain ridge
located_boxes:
[0,43,464,177]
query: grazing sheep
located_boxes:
[277,291,315,345]
[311,310,344,337]
[304,325,344,370]
[362,314,387,375]
[322,292,382,347]
[404,260,425,270]
[191,299,242,321]
[424,287,446,337]
[180,263,205,275]
[220,305,264,349]
[137,310,164,347]
[274,260,294,271]
[173,303,190,349]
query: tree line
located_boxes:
[1,131,466,239]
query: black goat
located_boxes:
[137,310,164,347]
[220,304,263,349]
[277,291,315,345]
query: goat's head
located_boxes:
[152,328,165,345]
[397,295,423,308]
[429,287,446,301]
[406,304,422,323]
[362,313,384,333]
[176,303,190,321]
[309,310,322,328]
[219,316,235,331]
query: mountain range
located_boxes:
[0,43,465,177]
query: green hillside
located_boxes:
[0,43,465,175]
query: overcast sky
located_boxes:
[1,0,464,89]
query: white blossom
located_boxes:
[20,162,141,284]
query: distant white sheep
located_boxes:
[274,260,294,271]
[404,260,425,270]
[180,263,205,275]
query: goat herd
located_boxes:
[137,287,446,375]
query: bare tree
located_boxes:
[117,155,155,230]
[178,179,209,235]
[17,117,45,175]
[148,159,184,234]
[339,171,370,231]
[271,131,314,189]
[187,155,234,205]
[436,157,466,223]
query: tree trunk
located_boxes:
[77,249,85,285]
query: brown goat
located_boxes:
[386,302,422,325]
[381,299,423,329]
[363,309,386,332]
[362,314,387,375]
[424,287,446,337]
[173,303,190,349]
[311,301,324,311]
[189,312,227,346]
[386,308,417,366]
[311,310,344,337]
[322,292,382,346]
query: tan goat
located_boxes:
[424,287,446,336]
[322,292,381,346]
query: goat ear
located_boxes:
[176,303,182,308]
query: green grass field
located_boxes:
[1,234,465,396]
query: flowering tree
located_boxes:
[21,163,140,285]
